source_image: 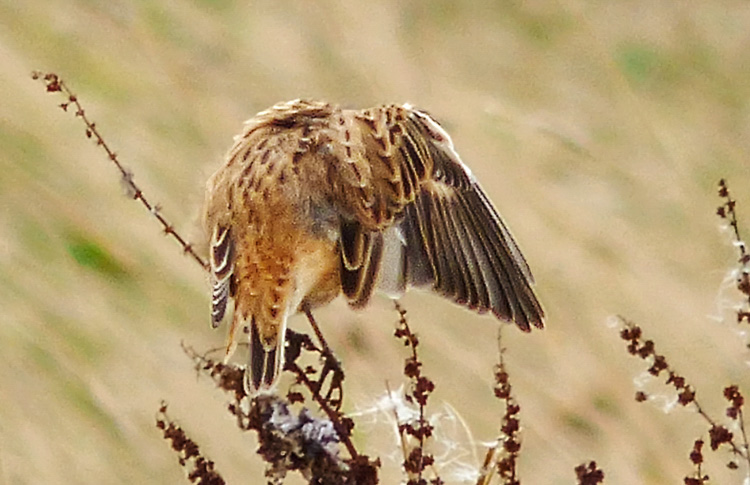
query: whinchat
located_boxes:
[203,100,544,395]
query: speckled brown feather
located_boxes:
[203,99,544,394]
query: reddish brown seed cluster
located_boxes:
[619,321,695,406]
[684,438,709,485]
[492,337,522,485]
[724,385,744,419]
[574,461,605,485]
[156,402,225,485]
[394,302,441,485]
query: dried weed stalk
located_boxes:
[476,329,521,485]
[615,177,750,484]
[717,178,750,325]
[393,302,441,485]
[182,338,380,484]
[618,317,750,478]
[31,71,209,271]
[156,402,225,485]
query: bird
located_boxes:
[202,99,544,395]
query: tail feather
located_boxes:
[245,317,284,395]
[209,226,235,328]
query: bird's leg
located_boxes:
[302,304,331,353]
[302,304,344,409]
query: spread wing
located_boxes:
[330,105,544,331]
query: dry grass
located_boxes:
[2,1,750,483]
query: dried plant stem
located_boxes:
[619,315,749,471]
[476,328,524,485]
[395,302,428,483]
[385,381,412,469]
[285,359,359,460]
[393,301,439,484]
[717,179,750,318]
[718,179,746,259]
[31,71,209,272]
[739,408,750,470]
[156,401,225,484]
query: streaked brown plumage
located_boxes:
[203,99,544,394]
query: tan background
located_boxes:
[2,1,750,483]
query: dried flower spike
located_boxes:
[31,71,208,270]
[156,402,225,485]
[477,329,525,485]
[393,302,438,485]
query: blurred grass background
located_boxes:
[2,0,750,483]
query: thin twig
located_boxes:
[386,381,412,469]
[285,359,358,459]
[717,179,750,319]
[393,301,436,484]
[31,71,209,272]
[739,408,750,470]
[618,316,747,460]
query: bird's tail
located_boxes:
[244,316,284,395]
